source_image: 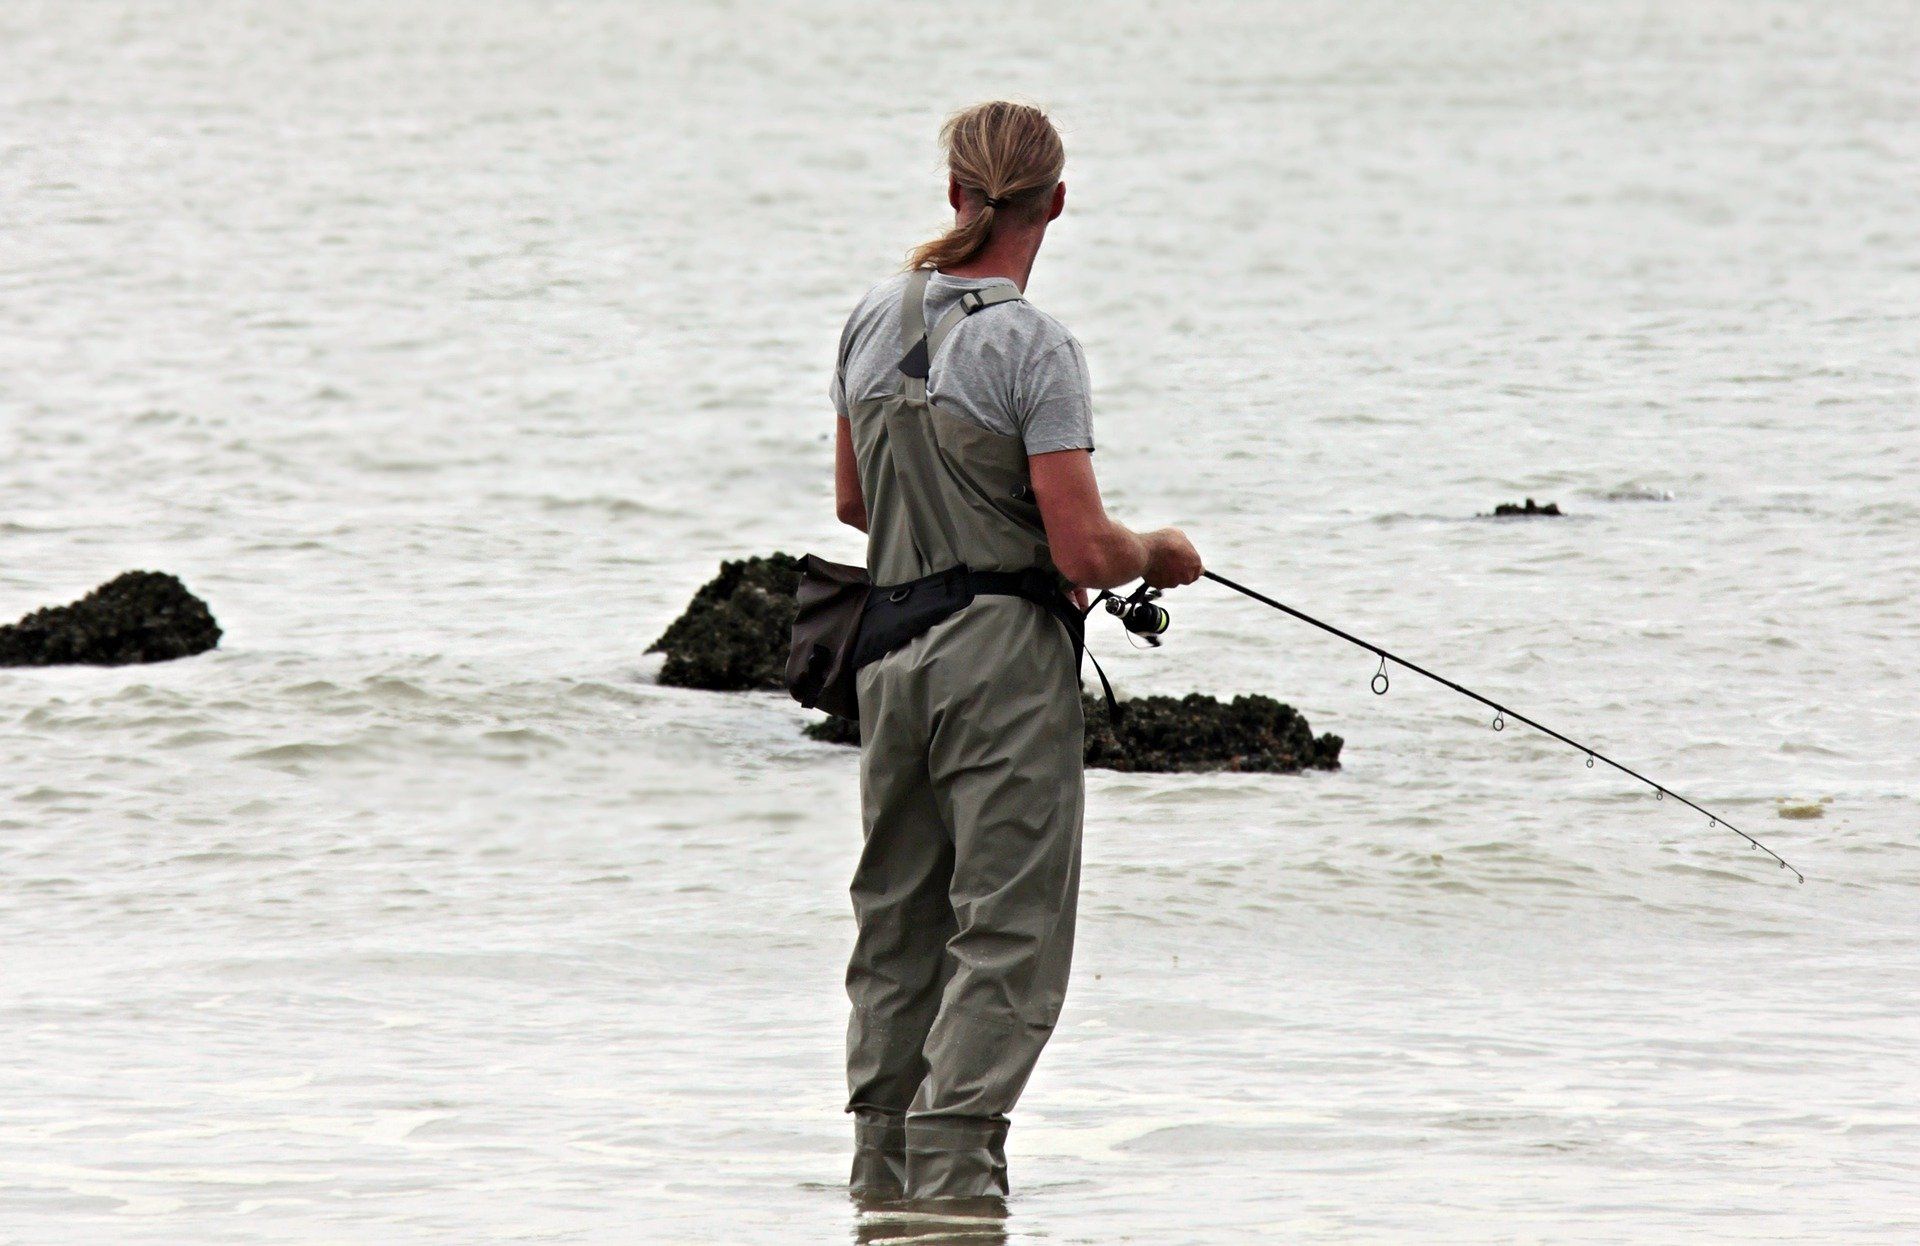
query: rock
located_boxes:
[804,713,861,746]
[808,693,1342,775]
[648,553,802,690]
[1082,692,1342,773]
[1491,497,1562,517]
[0,571,221,667]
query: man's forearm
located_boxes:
[1062,521,1150,589]
[1029,448,1200,591]
[1064,524,1201,591]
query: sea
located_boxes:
[3,2,1916,1241]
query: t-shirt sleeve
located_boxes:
[829,314,853,420]
[1015,337,1095,455]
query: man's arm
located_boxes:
[835,416,867,532]
[1029,449,1201,590]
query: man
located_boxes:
[830,101,1203,1203]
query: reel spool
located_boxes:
[1105,585,1170,646]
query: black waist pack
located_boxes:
[788,559,1082,722]
[785,554,871,720]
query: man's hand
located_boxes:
[1142,528,1203,589]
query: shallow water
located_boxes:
[4,1,1917,1241]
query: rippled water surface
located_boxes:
[4,2,1918,1241]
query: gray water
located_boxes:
[4,2,1917,1242]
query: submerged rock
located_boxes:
[1598,484,1675,503]
[807,693,1342,775]
[0,571,221,667]
[648,553,802,690]
[1490,498,1562,517]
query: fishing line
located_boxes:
[1198,570,1805,884]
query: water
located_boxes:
[3,2,1917,1241]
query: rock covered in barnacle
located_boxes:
[808,693,1342,775]
[1081,692,1341,773]
[0,571,222,666]
[648,553,803,690]
[1490,498,1562,517]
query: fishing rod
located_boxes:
[1098,574,1804,883]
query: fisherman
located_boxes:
[829,101,1204,1202]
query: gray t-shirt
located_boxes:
[830,272,1094,455]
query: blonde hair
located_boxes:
[907,101,1065,271]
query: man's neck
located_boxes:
[939,229,1043,291]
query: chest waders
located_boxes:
[843,269,1086,1202]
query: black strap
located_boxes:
[1082,645,1121,725]
[967,568,1078,649]
[965,566,1060,601]
[854,564,1119,724]
[969,569,1120,724]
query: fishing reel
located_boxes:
[1102,583,1171,646]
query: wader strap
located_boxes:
[926,284,1023,362]
[898,269,933,402]
[900,268,931,348]
[896,281,1023,390]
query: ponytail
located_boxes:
[907,102,1065,271]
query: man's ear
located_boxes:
[1047,181,1066,223]
[948,175,964,212]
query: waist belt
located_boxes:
[851,565,1118,717]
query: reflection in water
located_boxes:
[853,1194,1009,1245]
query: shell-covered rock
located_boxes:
[0,571,221,667]
[648,553,802,690]
[1490,498,1562,517]
[1081,692,1341,773]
